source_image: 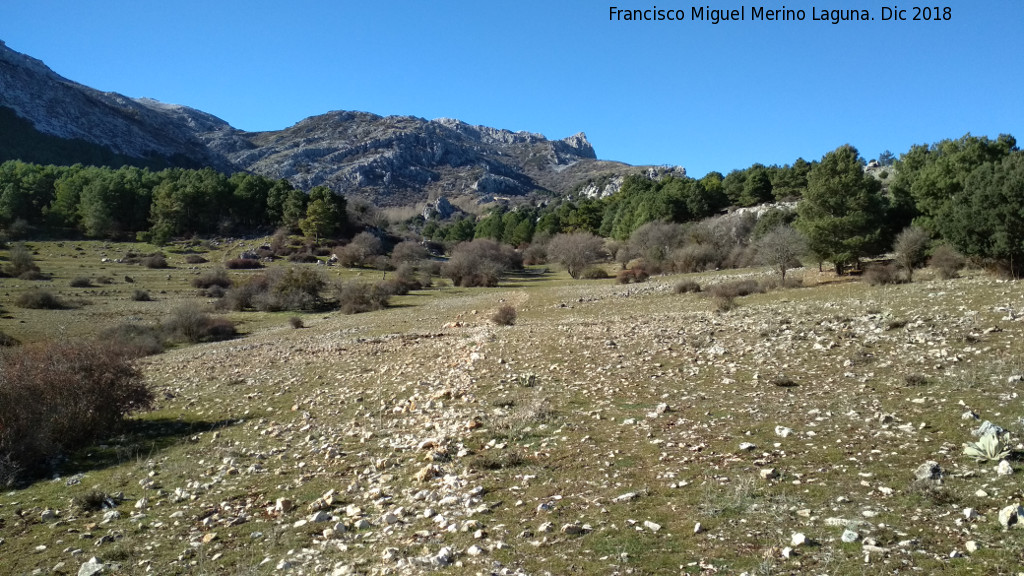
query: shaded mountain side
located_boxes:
[0,40,684,206]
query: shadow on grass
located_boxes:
[58,416,239,479]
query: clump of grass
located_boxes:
[71,490,114,512]
[15,289,67,309]
[471,450,527,471]
[492,304,517,326]
[903,373,928,386]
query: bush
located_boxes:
[336,232,385,268]
[130,289,152,302]
[712,294,737,313]
[192,268,232,289]
[522,243,548,266]
[335,281,390,314]
[0,341,153,485]
[69,276,93,288]
[98,323,165,357]
[670,244,723,274]
[708,279,764,300]
[287,252,320,264]
[221,267,326,312]
[0,332,20,347]
[547,232,606,279]
[224,258,263,269]
[289,316,304,329]
[4,243,39,277]
[615,266,650,284]
[863,263,905,286]
[892,226,930,281]
[674,279,702,294]
[184,254,208,264]
[442,239,523,287]
[391,240,428,263]
[140,254,168,269]
[15,289,66,309]
[162,305,237,343]
[580,266,610,280]
[930,244,966,279]
[492,304,518,326]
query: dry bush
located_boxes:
[288,316,304,329]
[16,289,66,309]
[442,239,522,287]
[69,276,93,288]
[580,266,610,279]
[522,242,548,266]
[708,278,764,299]
[184,254,208,264]
[863,263,906,286]
[0,332,20,347]
[492,304,518,326]
[547,232,606,279]
[0,341,153,485]
[336,232,385,268]
[287,252,319,263]
[4,243,39,277]
[670,244,722,273]
[130,289,152,302]
[930,244,966,279]
[98,323,165,357]
[615,265,650,284]
[140,254,168,269]
[224,258,263,270]
[674,279,702,294]
[222,267,326,312]
[191,268,232,289]
[162,305,237,343]
[892,226,930,281]
[391,240,428,264]
[334,281,390,314]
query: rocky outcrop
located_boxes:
[0,41,681,206]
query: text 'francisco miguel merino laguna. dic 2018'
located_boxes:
[607,6,948,25]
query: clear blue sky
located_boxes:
[2,1,1021,177]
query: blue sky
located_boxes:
[2,1,1021,177]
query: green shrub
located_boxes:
[0,341,153,485]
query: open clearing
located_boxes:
[3,241,1024,575]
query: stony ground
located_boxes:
[4,265,1024,575]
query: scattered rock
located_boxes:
[841,529,859,543]
[997,460,1013,476]
[914,461,943,482]
[790,533,807,547]
[77,557,104,576]
[998,504,1023,529]
[643,520,661,532]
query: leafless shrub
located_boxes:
[162,305,236,343]
[140,254,168,269]
[69,276,93,288]
[674,279,702,294]
[334,281,390,314]
[755,225,806,282]
[184,254,208,264]
[930,244,966,279]
[863,263,906,286]
[0,341,153,485]
[224,258,263,269]
[16,289,67,309]
[336,232,385,268]
[893,226,930,281]
[442,239,522,287]
[191,268,232,289]
[288,316,304,329]
[580,266,610,279]
[547,232,606,279]
[492,304,517,326]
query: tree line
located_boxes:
[0,162,351,244]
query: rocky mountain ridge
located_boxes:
[0,41,683,205]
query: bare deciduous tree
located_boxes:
[755,225,807,282]
[547,232,606,279]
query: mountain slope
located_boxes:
[0,41,682,205]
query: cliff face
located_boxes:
[0,41,682,205]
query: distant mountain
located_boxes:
[0,40,683,205]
